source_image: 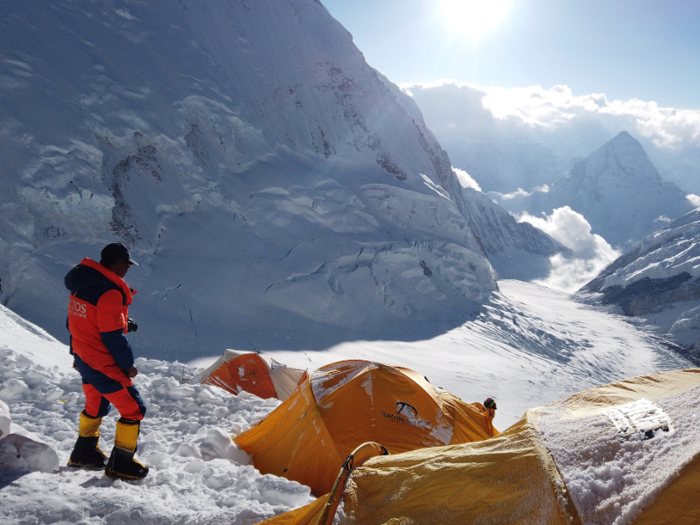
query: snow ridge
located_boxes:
[580,207,700,362]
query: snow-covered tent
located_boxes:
[234,360,498,496]
[192,350,305,401]
[259,368,700,525]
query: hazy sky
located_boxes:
[322,0,700,110]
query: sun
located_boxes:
[440,0,510,38]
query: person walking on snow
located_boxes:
[65,242,148,480]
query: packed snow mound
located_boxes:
[0,400,9,439]
[0,433,60,475]
[580,207,700,362]
[0,0,565,358]
[496,132,694,248]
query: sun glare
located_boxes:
[440,0,510,38]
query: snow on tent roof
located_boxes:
[234,360,499,497]
[191,349,306,401]
[258,368,700,525]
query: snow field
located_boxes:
[264,280,691,428]
[1,281,695,524]
[0,339,313,524]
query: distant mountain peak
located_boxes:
[613,130,633,140]
[578,130,659,182]
[607,130,646,155]
[511,130,696,247]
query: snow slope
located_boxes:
[580,207,700,363]
[1,282,692,523]
[496,132,694,248]
[0,0,563,360]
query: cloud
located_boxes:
[500,188,530,200]
[404,81,700,152]
[687,194,700,208]
[492,185,548,200]
[402,80,700,193]
[518,207,620,293]
[452,167,481,191]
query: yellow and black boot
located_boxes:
[105,418,149,480]
[68,411,109,470]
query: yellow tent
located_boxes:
[192,349,306,401]
[234,360,499,496]
[259,368,700,525]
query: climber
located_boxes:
[472,397,499,437]
[64,242,148,480]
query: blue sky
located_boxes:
[322,0,700,109]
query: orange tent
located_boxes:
[259,368,700,525]
[234,360,498,496]
[192,349,305,401]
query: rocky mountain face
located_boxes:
[580,208,700,363]
[0,0,561,358]
[460,188,566,280]
[510,132,695,248]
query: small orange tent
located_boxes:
[192,349,306,401]
[234,360,498,496]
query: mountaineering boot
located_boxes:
[68,411,108,470]
[105,418,149,480]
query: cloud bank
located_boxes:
[403,81,700,193]
[478,84,700,150]
[518,207,620,293]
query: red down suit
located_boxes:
[65,258,145,420]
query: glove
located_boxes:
[127,318,138,333]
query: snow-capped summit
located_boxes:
[0,0,561,359]
[529,132,694,247]
[575,131,661,182]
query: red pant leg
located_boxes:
[83,384,110,418]
[102,386,145,421]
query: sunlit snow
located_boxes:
[1,281,692,523]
